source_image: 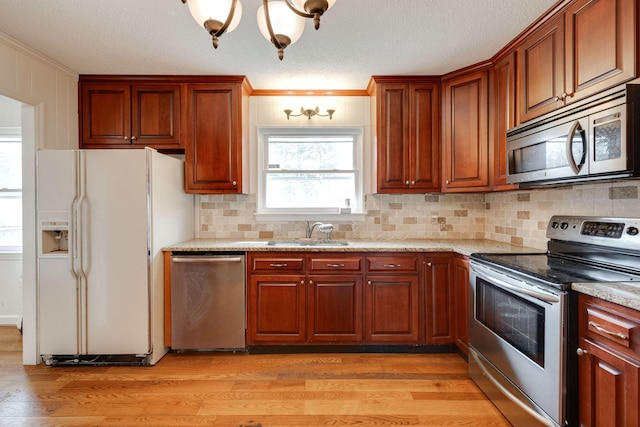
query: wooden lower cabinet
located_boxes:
[248,274,307,343]
[452,255,469,354]
[247,252,425,346]
[577,295,640,427]
[424,254,454,344]
[308,275,363,342]
[365,274,419,343]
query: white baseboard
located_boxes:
[0,315,22,328]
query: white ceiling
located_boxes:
[0,0,558,90]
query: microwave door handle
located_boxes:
[566,121,586,175]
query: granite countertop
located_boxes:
[163,238,542,257]
[572,282,640,312]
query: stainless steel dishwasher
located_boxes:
[170,253,246,350]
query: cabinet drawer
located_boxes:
[586,307,639,351]
[580,295,640,360]
[366,256,418,273]
[250,256,305,273]
[309,256,362,272]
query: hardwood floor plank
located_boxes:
[0,326,510,426]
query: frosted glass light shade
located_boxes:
[187,0,243,33]
[257,1,305,45]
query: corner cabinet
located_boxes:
[370,77,440,193]
[517,0,636,123]
[79,78,182,150]
[442,69,491,192]
[451,254,469,354]
[577,294,640,427]
[490,52,519,191]
[424,254,454,344]
[184,78,249,194]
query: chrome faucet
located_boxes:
[306,221,334,239]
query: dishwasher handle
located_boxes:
[171,256,244,263]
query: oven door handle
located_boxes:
[486,274,561,303]
[471,350,557,427]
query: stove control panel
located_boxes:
[548,216,640,249]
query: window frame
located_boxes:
[0,127,22,253]
[257,126,364,218]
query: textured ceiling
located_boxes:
[0,0,558,90]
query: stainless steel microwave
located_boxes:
[506,83,640,187]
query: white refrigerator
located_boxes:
[36,148,194,365]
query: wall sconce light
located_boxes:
[282,96,337,120]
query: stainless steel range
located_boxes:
[469,216,640,427]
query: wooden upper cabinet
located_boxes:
[564,0,636,102]
[372,78,440,193]
[442,69,491,192]
[517,14,566,123]
[517,0,636,123]
[184,80,247,194]
[80,81,181,150]
[490,52,519,191]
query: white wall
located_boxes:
[0,31,78,364]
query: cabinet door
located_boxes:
[184,83,242,193]
[375,82,440,193]
[578,337,640,427]
[491,52,519,191]
[565,0,636,102]
[131,84,181,149]
[365,274,419,343]
[442,70,490,191]
[247,274,306,344]
[377,83,410,192]
[425,256,453,344]
[517,15,565,122]
[410,84,440,191]
[81,83,131,146]
[308,275,363,342]
[452,255,469,354]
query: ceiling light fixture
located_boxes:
[180,0,336,60]
[283,0,336,30]
[282,96,337,120]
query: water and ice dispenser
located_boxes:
[39,215,69,256]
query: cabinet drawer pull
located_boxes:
[269,263,288,268]
[383,264,402,268]
[576,348,588,356]
[589,321,629,341]
[131,136,137,141]
[327,263,345,268]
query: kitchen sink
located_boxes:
[267,239,349,247]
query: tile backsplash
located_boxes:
[198,179,640,251]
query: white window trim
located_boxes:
[0,127,22,253]
[256,126,364,220]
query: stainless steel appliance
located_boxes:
[170,253,246,350]
[469,216,640,427]
[36,148,194,365]
[506,83,640,187]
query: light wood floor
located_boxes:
[0,326,509,426]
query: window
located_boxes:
[258,127,363,216]
[0,129,22,251]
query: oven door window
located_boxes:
[476,277,545,367]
